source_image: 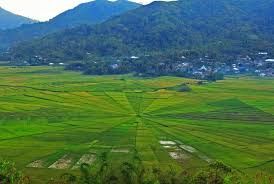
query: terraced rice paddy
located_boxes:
[0,66,273,183]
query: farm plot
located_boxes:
[0,67,273,183]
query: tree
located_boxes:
[178,84,192,92]
[0,160,29,184]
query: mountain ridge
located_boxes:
[10,0,274,62]
[0,0,141,51]
[0,7,36,30]
[50,0,140,27]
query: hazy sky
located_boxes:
[0,0,153,21]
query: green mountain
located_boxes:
[0,0,140,51]
[0,7,36,30]
[49,0,140,28]
[10,0,274,62]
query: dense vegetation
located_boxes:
[0,160,28,184]
[64,53,224,80]
[0,67,273,183]
[9,0,274,62]
[1,157,262,184]
[0,7,35,30]
[0,0,140,51]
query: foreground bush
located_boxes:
[1,156,272,184]
[0,160,29,184]
[49,152,242,184]
[178,84,192,92]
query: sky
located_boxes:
[0,0,153,21]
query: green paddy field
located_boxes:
[0,66,273,183]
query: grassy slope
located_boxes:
[0,66,273,183]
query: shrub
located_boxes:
[178,84,192,92]
[0,160,29,184]
[49,153,240,184]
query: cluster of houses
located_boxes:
[15,55,66,66]
[105,52,274,78]
[16,51,274,78]
[228,52,274,77]
[171,52,274,78]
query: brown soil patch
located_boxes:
[169,152,189,160]
[72,154,96,170]
[27,160,44,168]
[49,155,72,170]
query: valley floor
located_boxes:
[0,66,273,183]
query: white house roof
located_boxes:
[265,59,274,62]
[233,67,239,71]
[258,52,268,55]
[199,65,207,71]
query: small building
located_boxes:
[257,62,263,67]
[259,73,266,77]
[265,59,274,62]
[110,64,119,69]
[199,65,207,71]
[131,56,139,59]
[258,52,268,55]
[233,67,239,73]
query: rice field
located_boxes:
[0,66,273,183]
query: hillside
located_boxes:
[0,0,140,51]
[50,0,140,28]
[0,7,35,30]
[10,0,274,62]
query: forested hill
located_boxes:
[0,7,36,30]
[50,0,140,28]
[10,0,274,62]
[0,0,140,51]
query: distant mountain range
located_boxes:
[10,0,274,62]
[0,7,36,30]
[0,0,140,51]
